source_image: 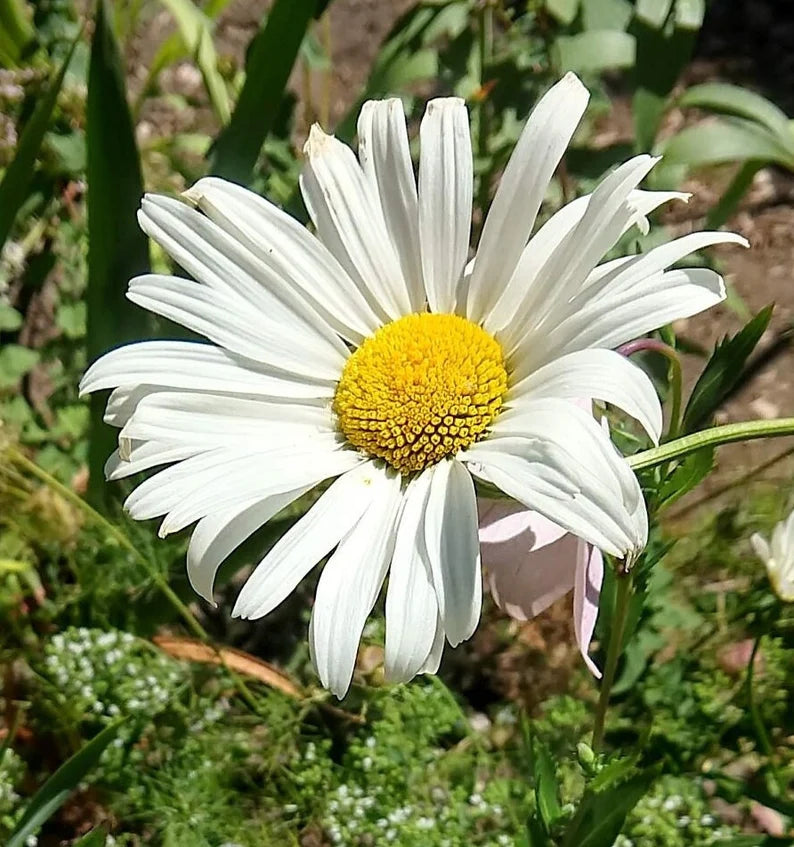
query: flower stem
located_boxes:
[618,338,683,440]
[628,418,794,471]
[747,633,783,796]
[476,0,494,221]
[591,568,633,752]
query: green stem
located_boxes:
[476,1,493,222]
[592,569,633,752]
[9,447,206,641]
[628,418,794,471]
[7,447,264,714]
[747,633,782,796]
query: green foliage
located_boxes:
[7,718,130,847]
[682,307,773,433]
[0,31,77,246]
[86,0,150,504]
[155,0,231,124]
[210,0,317,184]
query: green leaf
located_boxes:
[72,829,108,847]
[682,306,773,432]
[0,0,34,66]
[545,0,579,25]
[7,720,129,847]
[335,3,468,142]
[0,32,79,247]
[0,344,38,389]
[662,118,794,170]
[86,0,151,505]
[55,301,87,339]
[563,770,655,847]
[156,0,230,124]
[533,737,562,830]
[707,160,763,229]
[678,82,792,139]
[635,0,673,28]
[211,0,317,184]
[658,447,714,506]
[0,303,22,331]
[581,0,633,31]
[674,0,705,29]
[554,30,636,73]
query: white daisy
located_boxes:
[80,72,745,697]
[751,511,794,602]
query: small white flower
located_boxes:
[81,73,743,698]
[751,510,794,601]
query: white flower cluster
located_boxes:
[42,627,183,722]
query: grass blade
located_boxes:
[86,0,151,504]
[156,0,231,124]
[0,33,78,246]
[0,0,35,66]
[210,0,317,184]
[7,719,129,847]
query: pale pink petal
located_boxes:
[574,542,604,678]
[479,499,576,620]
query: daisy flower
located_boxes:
[751,511,794,602]
[80,72,745,697]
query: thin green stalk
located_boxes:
[747,634,782,796]
[592,570,633,752]
[476,1,494,223]
[629,418,794,471]
[9,446,206,640]
[7,447,264,714]
[618,338,682,440]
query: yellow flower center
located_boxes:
[334,313,508,474]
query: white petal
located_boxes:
[486,189,688,333]
[463,400,647,558]
[384,475,438,683]
[105,441,200,480]
[575,232,748,309]
[119,391,334,447]
[139,195,347,355]
[423,460,482,646]
[125,446,359,536]
[126,275,345,381]
[506,348,663,443]
[467,73,589,323]
[539,268,726,362]
[80,341,334,406]
[418,98,473,314]
[750,532,771,565]
[418,615,445,675]
[301,125,411,320]
[501,155,659,350]
[187,486,311,603]
[310,469,402,697]
[232,461,383,620]
[183,177,381,344]
[358,99,424,310]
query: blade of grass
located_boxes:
[7,719,129,847]
[86,0,151,505]
[210,0,317,183]
[0,32,79,246]
[0,0,34,66]
[156,0,231,124]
